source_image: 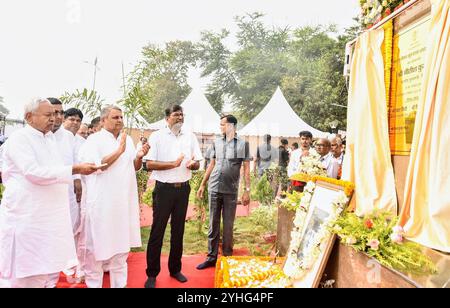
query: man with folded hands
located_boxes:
[143,105,202,288]
[79,105,149,288]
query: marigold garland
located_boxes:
[383,20,394,108]
[215,256,289,288]
[289,174,355,197]
[388,18,399,138]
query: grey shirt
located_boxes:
[208,136,250,194]
[256,143,279,174]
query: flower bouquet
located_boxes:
[331,211,437,275]
[290,150,327,183]
[359,0,405,28]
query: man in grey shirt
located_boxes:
[196,115,251,270]
[254,134,279,177]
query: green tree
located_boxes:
[125,41,198,124]
[197,13,359,131]
[60,88,105,119]
[197,29,237,113]
[282,25,349,131]
[198,13,292,123]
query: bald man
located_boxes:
[315,138,339,179]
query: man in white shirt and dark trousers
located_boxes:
[144,105,203,288]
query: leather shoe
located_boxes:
[196,260,216,270]
[144,277,156,288]
[170,272,188,283]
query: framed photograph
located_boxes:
[283,178,353,288]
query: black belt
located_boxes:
[156,181,189,188]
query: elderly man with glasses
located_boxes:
[0,98,98,288]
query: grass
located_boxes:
[133,216,276,257]
[134,220,208,254]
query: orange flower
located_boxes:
[364,219,374,229]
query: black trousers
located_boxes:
[146,181,190,278]
[207,192,238,262]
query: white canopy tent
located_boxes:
[146,88,221,135]
[238,87,326,138]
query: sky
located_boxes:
[0,0,360,119]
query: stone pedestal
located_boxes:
[276,207,295,256]
[321,241,417,288]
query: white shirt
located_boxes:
[55,128,80,232]
[78,129,141,261]
[320,153,340,179]
[136,141,143,153]
[145,126,203,183]
[329,153,344,179]
[0,125,77,279]
[74,134,86,160]
[54,128,77,165]
[287,149,301,177]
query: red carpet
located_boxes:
[57,248,251,288]
[57,252,215,288]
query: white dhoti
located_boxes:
[8,273,60,288]
[83,215,128,288]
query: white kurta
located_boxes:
[287,149,302,177]
[54,128,80,233]
[74,134,86,233]
[319,153,340,179]
[74,134,85,160]
[0,126,77,279]
[78,129,141,261]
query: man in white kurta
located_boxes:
[49,101,81,236]
[62,107,87,281]
[79,105,149,288]
[330,137,344,180]
[0,98,98,288]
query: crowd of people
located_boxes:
[0,97,344,288]
[0,98,149,288]
[253,131,345,193]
